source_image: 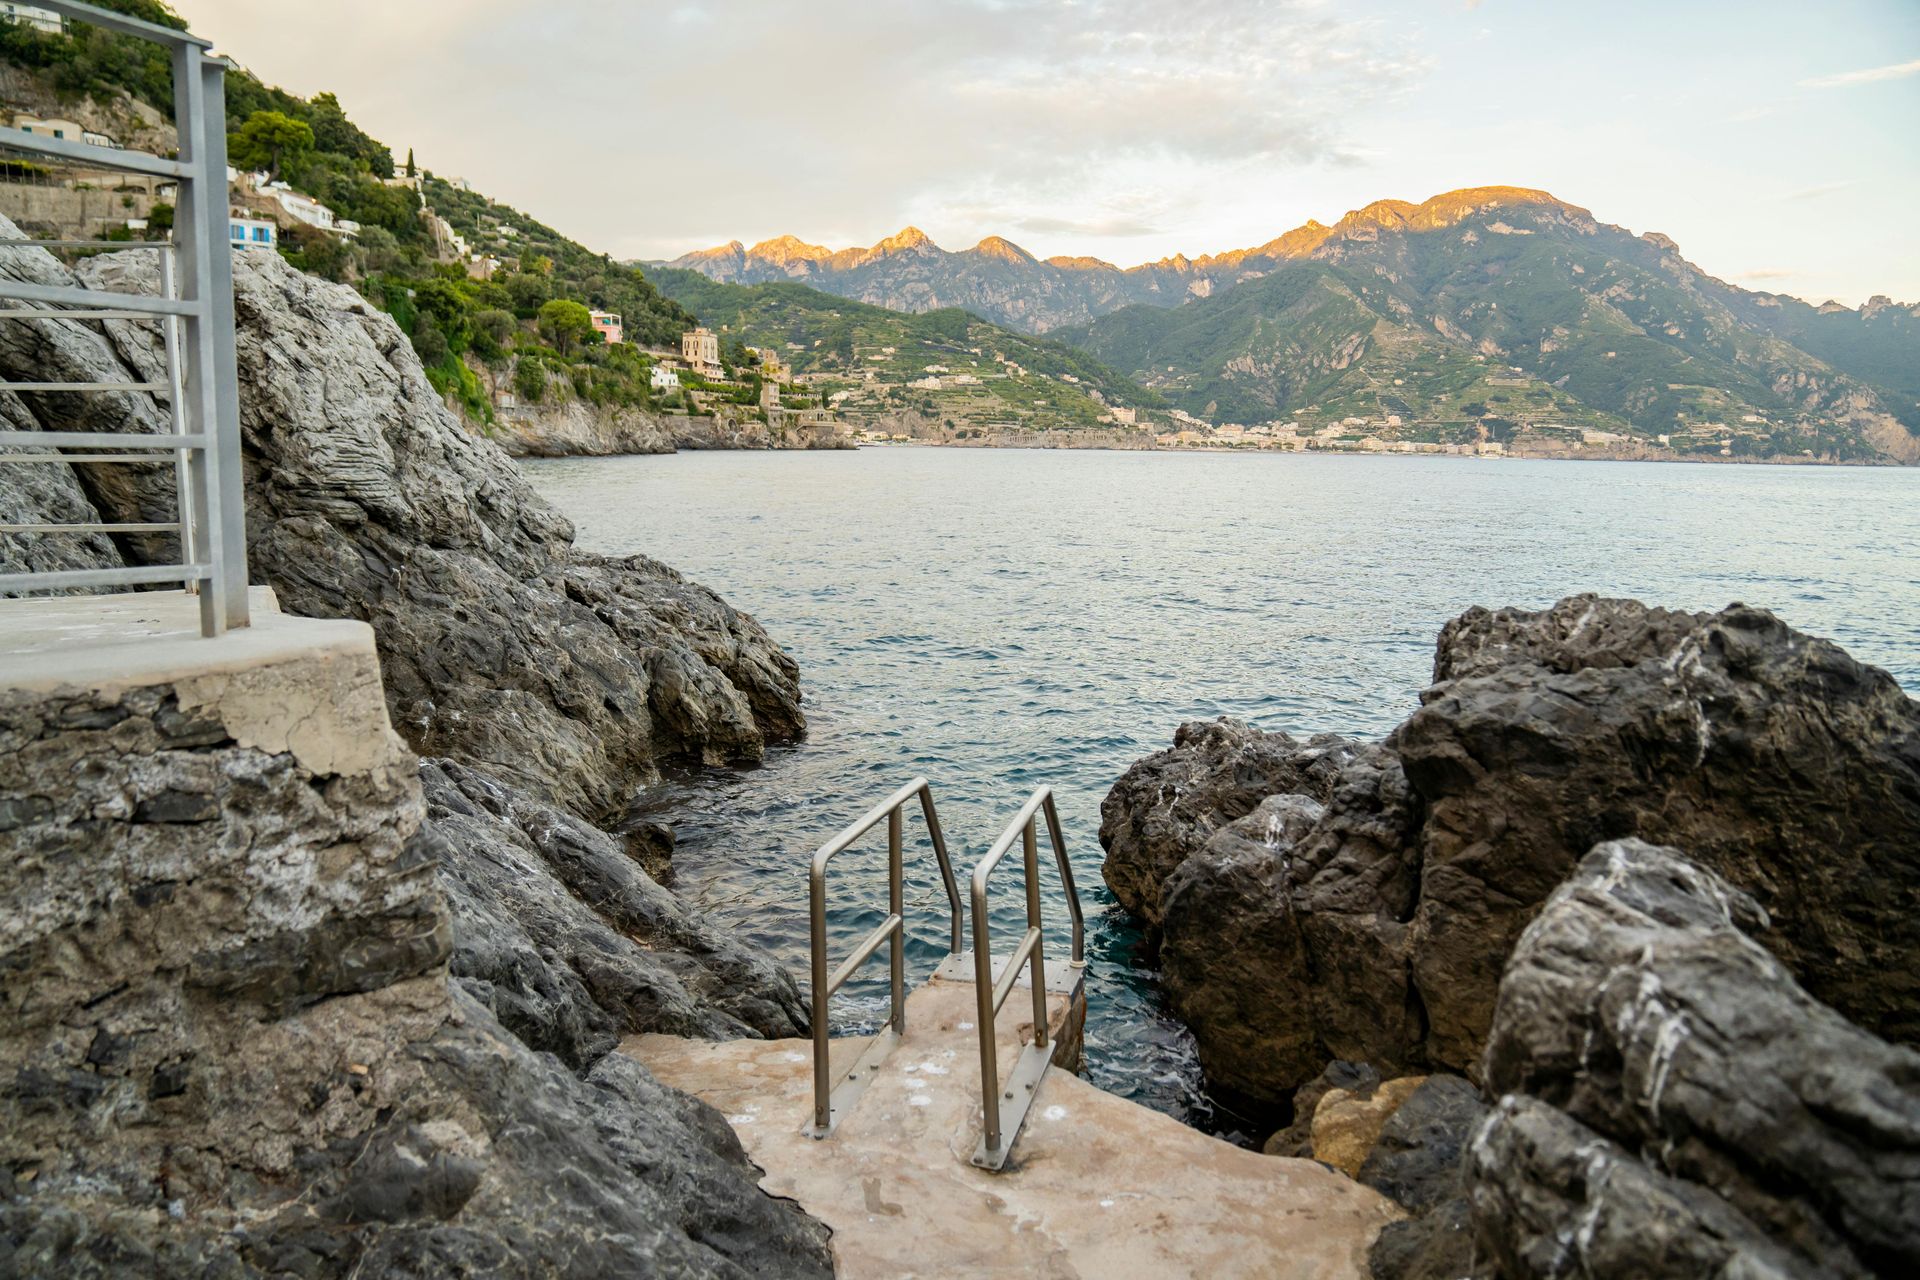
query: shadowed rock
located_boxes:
[1467,838,1920,1279]
[1104,596,1920,1108]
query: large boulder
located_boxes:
[1400,596,1920,1064]
[1466,839,1920,1279]
[0,663,830,1278]
[1105,597,1920,1105]
[1100,718,1363,926]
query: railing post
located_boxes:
[971,866,1001,1156]
[810,854,831,1133]
[194,53,248,627]
[888,804,905,1035]
[168,40,225,637]
[1024,817,1048,1050]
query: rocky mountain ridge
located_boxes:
[671,188,1920,460]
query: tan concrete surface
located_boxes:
[1,588,406,775]
[626,969,1400,1280]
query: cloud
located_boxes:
[1798,57,1920,89]
[1734,268,1795,281]
[174,0,1427,262]
[1779,180,1860,201]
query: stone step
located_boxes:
[622,966,1399,1280]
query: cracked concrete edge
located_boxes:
[2,587,410,777]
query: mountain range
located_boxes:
[670,188,1920,460]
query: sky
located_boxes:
[169,0,1920,306]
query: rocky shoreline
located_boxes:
[1100,597,1920,1278]
[2,221,834,1274]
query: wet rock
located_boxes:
[1468,839,1920,1279]
[1100,718,1363,927]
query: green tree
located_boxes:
[472,309,517,363]
[537,299,595,355]
[514,354,546,403]
[412,277,473,352]
[228,110,314,181]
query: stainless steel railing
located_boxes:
[0,0,247,635]
[805,777,963,1137]
[969,786,1084,1170]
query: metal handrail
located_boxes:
[0,0,247,636]
[969,786,1084,1170]
[805,777,963,1137]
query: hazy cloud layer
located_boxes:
[180,0,1421,261]
[1798,56,1920,89]
[171,0,1920,304]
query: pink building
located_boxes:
[590,310,623,346]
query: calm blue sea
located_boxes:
[526,448,1920,1135]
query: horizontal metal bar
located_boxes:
[0,309,171,321]
[0,382,167,393]
[27,0,212,47]
[0,281,198,317]
[989,928,1043,1017]
[5,240,175,252]
[0,432,205,448]
[825,913,902,996]
[1,521,178,534]
[0,562,207,592]
[0,128,192,179]
[0,454,175,464]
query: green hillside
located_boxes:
[651,268,1160,432]
[1061,196,1918,462]
[4,0,693,421]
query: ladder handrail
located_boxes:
[807,777,962,1135]
[969,786,1083,1164]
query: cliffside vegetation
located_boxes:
[653,267,1161,433]
[9,1,696,424]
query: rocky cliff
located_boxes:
[1,222,833,1272]
[1101,598,1920,1277]
[1103,596,1920,1109]
[0,613,831,1276]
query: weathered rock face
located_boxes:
[1151,742,1423,1106]
[1105,596,1920,1107]
[1357,1075,1487,1280]
[426,757,806,1069]
[0,642,832,1277]
[1402,596,1920,1062]
[1466,839,1920,1280]
[1100,719,1363,927]
[0,228,803,822]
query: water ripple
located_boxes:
[529,449,1920,1133]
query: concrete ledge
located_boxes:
[1,587,401,776]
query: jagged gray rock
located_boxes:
[1400,596,1920,1064]
[0,227,803,821]
[0,675,832,1278]
[1100,718,1363,927]
[1104,596,1920,1110]
[425,758,806,1068]
[1467,838,1920,1279]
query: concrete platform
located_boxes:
[0,588,398,776]
[625,965,1400,1280]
